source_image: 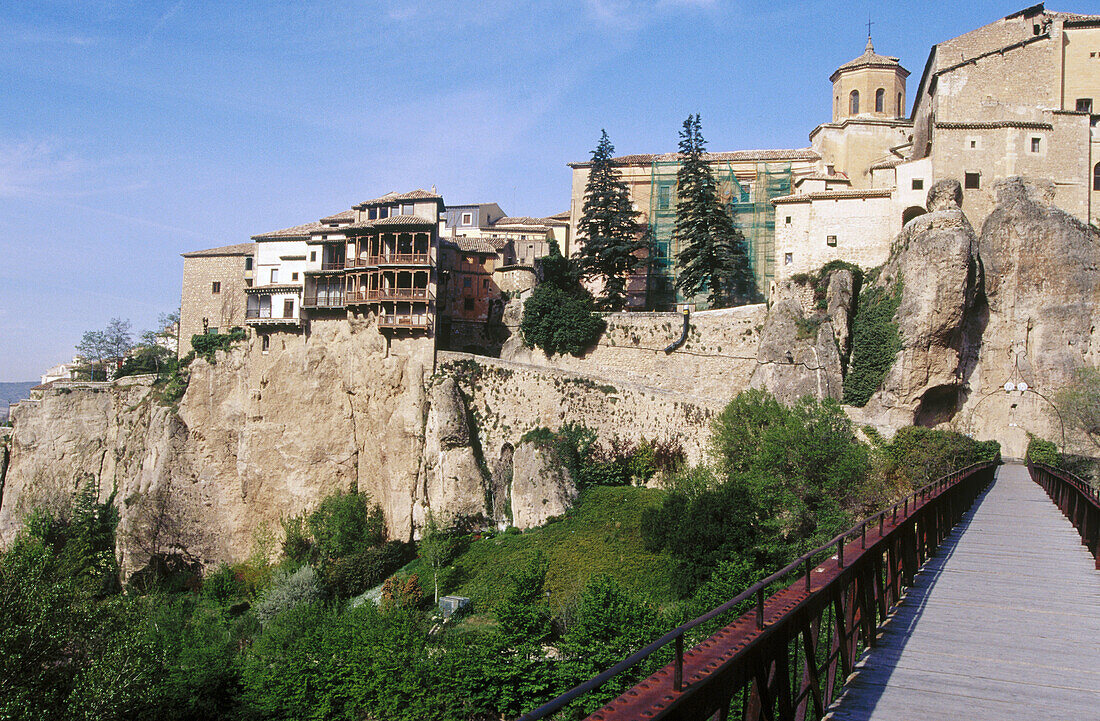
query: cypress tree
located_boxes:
[575,130,649,310]
[672,115,756,308]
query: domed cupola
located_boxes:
[830,37,909,122]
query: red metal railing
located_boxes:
[1027,462,1100,569]
[519,460,998,721]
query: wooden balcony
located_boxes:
[245,309,300,325]
[378,287,432,301]
[373,253,431,266]
[345,257,374,269]
[301,293,345,308]
[378,315,432,330]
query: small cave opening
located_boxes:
[915,384,962,427]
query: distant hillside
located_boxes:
[0,382,37,421]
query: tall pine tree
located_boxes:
[575,130,649,310]
[672,115,756,308]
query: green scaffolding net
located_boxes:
[647,160,792,309]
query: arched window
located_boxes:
[875,88,885,113]
[849,90,860,115]
[1094,162,1100,191]
[897,93,904,117]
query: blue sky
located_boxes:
[0,0,1045,379]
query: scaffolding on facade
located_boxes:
[647,160,792,309]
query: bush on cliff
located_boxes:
[190,327,247,363]
[1026,435,1059,466]
[521,242,606,357]
[842,280,903,406]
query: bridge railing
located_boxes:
[1027,462,1100,569]
[519,460,999,721]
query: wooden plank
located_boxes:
[825,463,1100,720]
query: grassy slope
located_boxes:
[402,486,675,614]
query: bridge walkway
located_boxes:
[825,463,1100,720]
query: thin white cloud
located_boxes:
[0,141,84,198]
[584,0,719,27]
[131,0,188,57]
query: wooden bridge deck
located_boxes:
[825,463,1100,720]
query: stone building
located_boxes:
[774,4,1100,289]
[569,4,1100,306]
[178,243,254,356]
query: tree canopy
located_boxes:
[672,115,755,308]
[520,242,606,357]
[574,130,649,310]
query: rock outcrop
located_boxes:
[750,281,843,404]
[509,440,576,530]
[860,179,982,427]
[957,177,1100,456]
[418,378,488,529]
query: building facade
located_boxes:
[179,243,254,356]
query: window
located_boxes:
[261,334,270,352]
[875,88,885,113]
[283,299,294,318]
[401,203,414,215]
[463,277,472,288]
[964,172,981,190]
[912,178,924,190]
[784,253,793,266]
[1033,23,1041,35]
[270,268,279,283]
[897,93,903,116]
[211,281,221,294]
[291,272,299,281]
[368,208,377,220]
[1030,137,1041,153]
[245,257,253,270]
[461,212,473,225]
[207,327,219,335]
[1077,98,1094,113]
[970,140,977,149]
[310,251,317,262]
[826,235,837,247]
[849,90,859,115]
[657,185,671,210]
[1094,162,1100,191]
[483,279,489,288]
[464,298,475,312]
[785,216,792,224]
[378,207,388,219]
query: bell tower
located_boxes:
[830,37,909,123]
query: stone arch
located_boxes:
[849,90,860,115]
[902,206,927,225]
[875,88,885,113]
[1094,161,1100,191]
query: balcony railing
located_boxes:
[378,287,432,301]
[378,315,432,330]
[320,261,345,271]
[345,257,374,269]
[301,293,345,308]
[373,253,431,266]
[245,309,300,324]
[345,289,377,304]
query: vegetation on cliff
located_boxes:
[842,279,903,406]
[0,389,1001,721]
[520,242,605,356]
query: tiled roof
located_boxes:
[354,189,442,207]
[568,148,819,168]
[794,174,852,185]
[772,188,894,204]
[869,157,906,170]
[834,37,906,75]
[252,221,324,240]
[444,237,500,254]
[545,210,571,221]
[319,209,355,223]
[181,242,255,258]
[342,215,437,232]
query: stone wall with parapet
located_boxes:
[435,351,724,468]
[500,304,768,403]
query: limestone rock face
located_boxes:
[862,179,981,426]
[750,283,843,404]
[826,270,855,362]
[509,441,576,530]
[957,177,1100,456]
[0,317,438,572]
[418,378,487,530]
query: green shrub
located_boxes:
[190,327,247,363]
[878,426,1000,492]
[254,565,321,623]
[327,541,415,598]
[843,281,903,406]
[307,490,385,561]
[1026,436,1059,466]
[202,563,245,605]
[520,243,605,356]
